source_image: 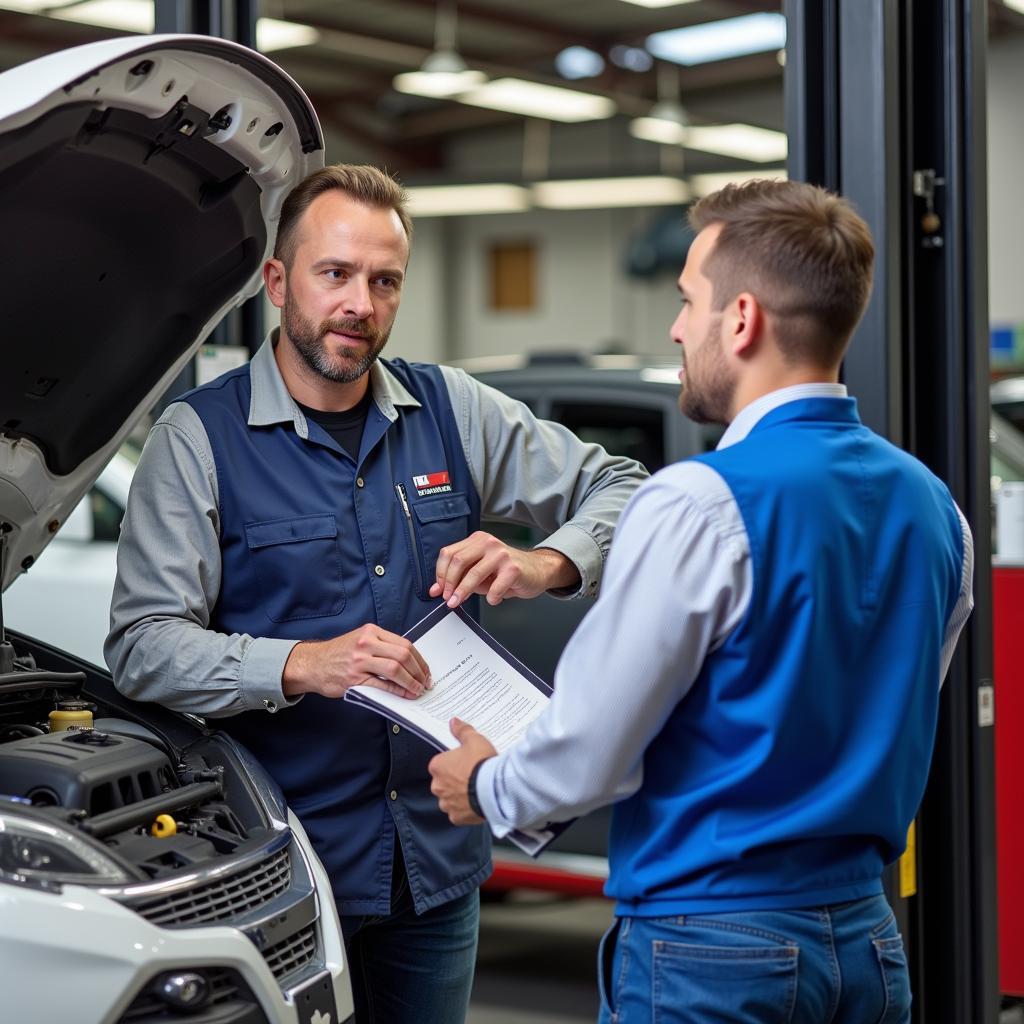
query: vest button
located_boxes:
[390,790,398,800]
[356,477,365,488]
[374,564,386,576]
[392,724,401,734]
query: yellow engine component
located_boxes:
[151,814,178,838]
[48,701,93,732]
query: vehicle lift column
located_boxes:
[785,1,998,1020]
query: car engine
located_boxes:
[0,648,260,882]
[0,630,337,1017]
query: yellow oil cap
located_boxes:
[151,814,177,838]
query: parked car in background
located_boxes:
[0,34,354,1023]
[6,447,136,667]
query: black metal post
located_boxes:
[784,0,998,1019]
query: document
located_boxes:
[345,603,570,856]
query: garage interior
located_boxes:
[2,2,1023,1021]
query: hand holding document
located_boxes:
[345,603,570,855]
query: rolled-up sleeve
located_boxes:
[441,366,649,598]
[104,402,298,718]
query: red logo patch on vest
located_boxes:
[412,470,452,496]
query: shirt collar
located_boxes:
[247,328,421,435]
[717,382,849,450]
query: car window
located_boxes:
[549,401,666,473]
[90,486,123,543]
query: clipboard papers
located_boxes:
[345,603,571,856]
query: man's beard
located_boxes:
[679,315,735,425]
[283,293,390,384]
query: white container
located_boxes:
[997,481,1024,563]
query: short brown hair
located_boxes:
[688,179,875,367]
[273,163,413,266]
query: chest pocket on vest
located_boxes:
[409,494,472,599]
[245,513,346,622]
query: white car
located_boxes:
[0,34,355,1024]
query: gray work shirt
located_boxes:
[105,334,649,718]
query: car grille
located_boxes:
[263,920,318,982]
[131,846,291,927]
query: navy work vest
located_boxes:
[182,358,488,916]
[607,398,964,916]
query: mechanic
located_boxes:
[106,163,647,1024]
[429,179,974,1023]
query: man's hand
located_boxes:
[429,533,580,608]
[282,624,431,700]
[429,718,498,825]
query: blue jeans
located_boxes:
[598,894,911,1023]
[341,875,479,1024]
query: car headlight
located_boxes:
[0,809,131,889]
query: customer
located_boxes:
[106,164,647,1024]
[429,178,973,1024]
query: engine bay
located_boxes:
[0,639,275,885]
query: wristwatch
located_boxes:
[467,760,486,818]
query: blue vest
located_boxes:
[182,358,488,916]
[607,398,964,916]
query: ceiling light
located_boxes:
[533,176,689,209]
[630,116,688,146]
[689,168,787,197]
[0,1,57,12]
[394,54,486,98]
[648,12,788,66]
[47,2,318,50]
[1005,0,1024,12]
[458,79,615,122]
[405,184,531,217]
[555,46,606,81]
[50,0,153,32]
[257,18,319,53]
[617,0,702,7]
[631,118,787,162]
[686,124,787,162]
[609,45,654,72]
[393,0,486,99]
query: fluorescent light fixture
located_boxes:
[688,124,786,162]
[630,116,687,146]
[48,2,318,50]
[0,0,57,12]
[689,168,787,197]
[648,12,787,66]
[257,18,319,53]
[631,118,787,162]
[457,79,615,122]
[405,184,531,217]
[51,0,153,32]
[617,0,701,7]
[1005,0,1024,12]
[394,48,486,99]
[534,176,689,209]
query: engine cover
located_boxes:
[0,730,175,814]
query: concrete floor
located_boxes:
[468,895,613,1024]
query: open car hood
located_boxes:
[0,34,323,591]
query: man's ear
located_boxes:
[728,292,764,358]
[264,258,287,310]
